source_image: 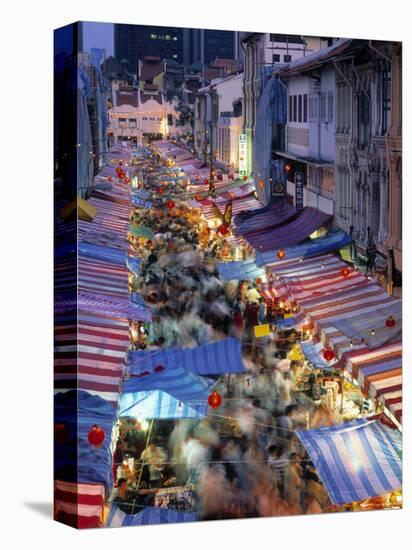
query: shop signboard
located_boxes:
[295,172,304,211]
[239,133,248,177]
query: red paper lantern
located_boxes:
[166,200,175,209]
[158,187,164,194]
[204,179,209,185]
[258,180,265,188]
[323,348,335,362]
[124,177,130,184]
[208,391,222,409]
[277,249,286,260]
[340,267,350,277]
[88,424,105,447]
[217,174,223,181]
[217,224,229,236]
[54,423,68,445]
[385,316,396,328]
[242,175,248,181]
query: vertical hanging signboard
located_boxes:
[295,171,304,211]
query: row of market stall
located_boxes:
[54,137,402,528]
[148,140,402,512]
[54,144,153,528]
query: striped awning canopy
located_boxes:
[242,207,331,252]
[234,198,296,236]
[217,259,265,281]
[296,418,402,505]
[264,253,402,424]
[119,389,208,419]
[54,390,117,490]
[54,480,105,529]
[255,230,351,267]
[127,337,246,376]
[107,505,198,527]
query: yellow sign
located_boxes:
[254,324,271,338]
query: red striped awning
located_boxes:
[54,480,105,529]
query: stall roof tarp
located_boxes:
[130,225,154,240]
[127,337,246,376]
[54,390,116,490]
[242,207,332,252]
[122,363,214,402]
[234,198,296,235]
[78,242,127,266]
[107,505,198,527]
[76,290,152,322]
[119,389,208,419]
[55,479,105,529]
[255,231,352,267]
[300,341,337,369]
[217,259,265,281]
[330,302,402,350]
[296,418,402,505]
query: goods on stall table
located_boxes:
[154,485,196,511]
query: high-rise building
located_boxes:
[114,24,184,74]
[201,29,237,64]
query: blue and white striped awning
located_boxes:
[120,363,215,419]
[296,418,402,505]
[127,337,246,376]
[107,505,198,527]
[119,389,208,419]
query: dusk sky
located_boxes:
[83,21,114,56]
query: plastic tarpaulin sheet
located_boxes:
[54,390,116,490]
[234,198,296,235]
[127,337,246,376]
[217,259,265,281]
[78,242,126,266]
[119,389,208,419]
[130,225,154,240]
[242,207,332,252]
[107,505,198,527]
[300,341,337,369]
[255,230,352,267]
[296,418,402,505]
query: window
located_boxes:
[357,91,370,148]
[327,91,334,123]
[149,117,155,121]
[165,35,171,40]
[272,54,280,63]
[307,166,321,192]
[381,66,391,134]
[118,117,127,128]
[298,95,302,122]
[303,94,308,123]
[284,54,292,62]
[150,34,157,39]
[142,117,148,121]
[167,114,173,126]
[319,92,327,123]
[172,54,178,59]
[288,96,293,122]
[172,36,178,41]
[309,94,318,122]
[293,95,297,122]
[128,118,137,128]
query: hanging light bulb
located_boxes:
[371,329,375,336]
